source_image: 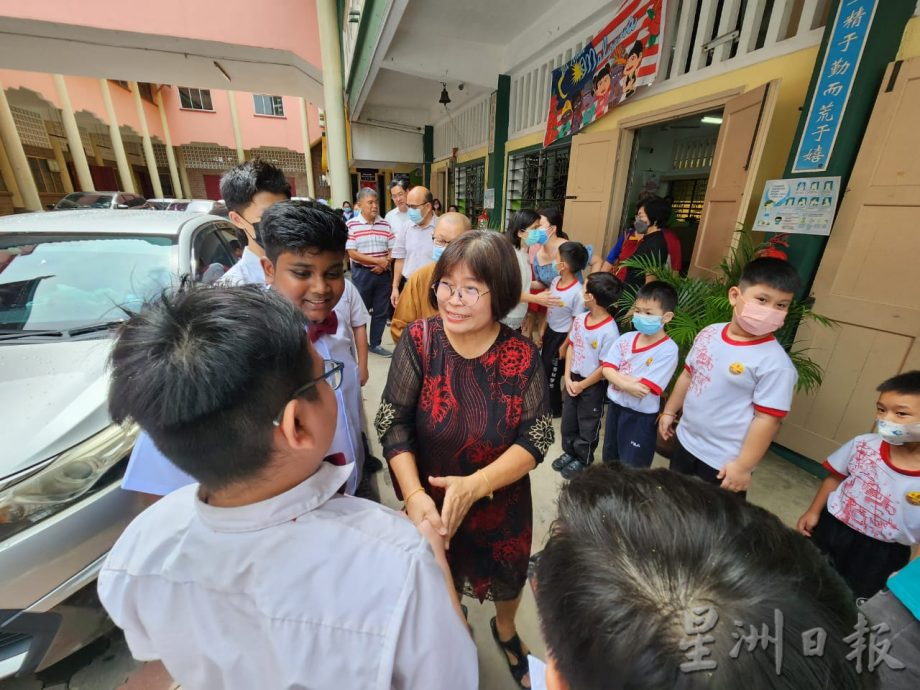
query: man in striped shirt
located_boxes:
[346,188,395,357]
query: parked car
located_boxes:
[0,210,242,679]
[51,192,150,211]
[145,198,186,211]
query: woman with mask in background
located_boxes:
[503,209,563,333]
[527,208,568,346]
[621,196,672,293]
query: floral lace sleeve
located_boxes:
[514,356,554,463]
[374,321,424,461]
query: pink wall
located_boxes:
[0,0,322,70]
[160,86,237,148]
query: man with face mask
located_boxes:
[217,159,292,286]
[391,185,437,308]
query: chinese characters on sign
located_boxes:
[792,0,877,172]
[753,176,841,236]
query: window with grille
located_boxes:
[253,95,285,117]
[178,87,214,111]
[27,158,64,195]
[505,142,571,224]
[455,159,485,221]
[668,178,709,222]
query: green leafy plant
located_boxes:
[617,228,834,394]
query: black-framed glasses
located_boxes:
[407,201,430,210]
[432,281,490,306]
[272,359,344,426]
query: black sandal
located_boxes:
[490,616,530,688]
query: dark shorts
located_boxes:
[670,435,747,500]
[602,401,658,469]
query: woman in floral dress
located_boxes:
[376,231,553,689]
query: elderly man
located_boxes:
[346,188,395,357]
[390,211,471,343]
[390,185,436,308]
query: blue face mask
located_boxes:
[408,207,424,224]
[525,228,549,246]
[432,244,445,262]
[632,313,664,335]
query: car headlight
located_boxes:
[0,422,139,540]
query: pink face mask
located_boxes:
[735,298,787,336]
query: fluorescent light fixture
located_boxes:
[701,116,722,125]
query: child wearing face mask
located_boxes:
[599,281,679,472]
[659,258,801,496]
[796,370,920,599]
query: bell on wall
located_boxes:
[439,83,451,106]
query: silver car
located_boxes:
[0,210,241,679]
[51,192,150,211]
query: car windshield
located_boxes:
[0,234,177,331]
[54,193,115,210]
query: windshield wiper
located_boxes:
[67,320,126,336]
[0,329,65,341]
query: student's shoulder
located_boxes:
[659,335,680,357]
[107,486,198,565]
[320,496,429,557]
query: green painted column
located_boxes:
[779,0,914,295]
[487,75,511,227]
[423,125,433,187]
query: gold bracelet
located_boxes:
[403,486,426,505]
[478,469,494,500]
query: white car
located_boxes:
[51,192,150,211]
[0,210,241,679]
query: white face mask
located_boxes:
[876,419,920,445]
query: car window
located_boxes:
[54,193,115,210]
[193,228,235,284]
[0,234,177,331]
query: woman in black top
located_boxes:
[623,196,673,292]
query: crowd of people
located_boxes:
[99,159,919,690]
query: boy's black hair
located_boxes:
[219,159,291,214]
[109,286,315,491]
[739,257,802,295]
[636,280,678,313]
[259,200,348,264]
[558,241,589,274]
[535,465,873,690]
[877,370,920,397]
[506,209,540,249]
[639,196,672,228]
[592,64,611,87]
[586,272,623,316]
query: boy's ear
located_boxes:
[276,398,321,452]
[545,654,570,690]
[728,285,741,306]
[662,311,675,325]
[261,256,276,285]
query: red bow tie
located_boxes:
[309,313,338,342]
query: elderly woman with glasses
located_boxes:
[376,230,553,689]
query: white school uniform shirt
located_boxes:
[545,276,586,333]
[217,246,264,286]
[601,331,679,414]
[337,278,371,340]
[98,462,479,690]
[824,434,920,545]
[677,323,798,470]
[501,248,532,330]
[568,313,619,378]
[390,215,436,279]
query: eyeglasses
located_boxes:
[407,201,430,210]
[432,281,490,306]
[433,237,451,248]
[272,359,344,426]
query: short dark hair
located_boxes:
[109,286,314,491]
[639,196,672,228]
[627,39,643,58]
[592,64,611,86]
[429,230,521,322]
[389,178,407,192]
[739,257,802,295]
[506,209,540,249]
[877,370,920,397]
[586,272,623,316]
[537,207,567,238]
[558,241,589,274]
[219,159,291,214]
[636,280,678,313]
[535,465,872,690]
[260,200,348,264]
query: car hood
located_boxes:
[0,338,113,477]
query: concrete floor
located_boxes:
[3,326,821,690]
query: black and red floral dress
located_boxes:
[375,316,554,602]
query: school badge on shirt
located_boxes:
[907,491,920,507]
[591,340,599,349]
[645,357,654,367]
[729,362,745,375]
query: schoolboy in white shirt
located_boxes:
[100,286,477,690]
[660,257,801,495]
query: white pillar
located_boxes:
[53,74,94,192]
[99,79,135,193]
[316,0,351,205]
[50,139,74,194]
[0,129,25,207]
[227,90,245,163]
[0,82,42,210]
[176,146,192,200]
[155,89,183,197]
[298,98,317,198]
[130,81,163,198]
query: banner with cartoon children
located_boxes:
[543,0,666,147]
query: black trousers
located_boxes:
[351,264,391,348]
[670,435,747,501]
[561,374,606,464]
[541,328,569,417]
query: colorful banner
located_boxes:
[791,0,876,173]
[543,0,666,147]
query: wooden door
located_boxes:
[689,83,772,278]
[777,58,920,462]
[562,129,620,249]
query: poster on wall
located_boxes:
[753,177,841,236]
[543,0,666,148]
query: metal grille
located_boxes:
[153,142,169,168]
[182,145,238,170]
[505,143,571,223]
[669,178,709,222]
[672,136,717,171]
[248,147,306,173]
[455,159,485,221]
[11,106,51,149]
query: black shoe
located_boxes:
[561,459,589,480]
[364,455,384,474]
[551,453,575,471]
